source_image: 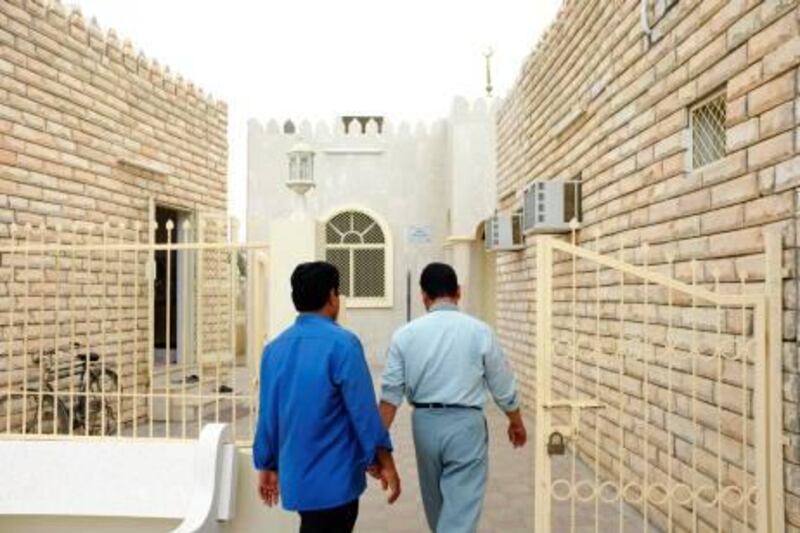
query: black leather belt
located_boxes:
[412,402,482,411]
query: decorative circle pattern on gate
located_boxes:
[325,210,389,306]
[534,229,780,532]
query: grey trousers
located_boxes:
[411,408,488,533]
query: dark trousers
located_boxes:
[299,499,359,533]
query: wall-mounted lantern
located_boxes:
[286,140,315,195]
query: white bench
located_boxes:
[0,423,238,533]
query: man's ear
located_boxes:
[455,286,462,301]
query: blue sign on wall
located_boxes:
[407,225,433,244]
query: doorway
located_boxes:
[476,222,497,327]
[153,205,194,367]
[479,239,497,327]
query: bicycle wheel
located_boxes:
[0,394,17,434]
[86,370,119,436]
[24,390,69,435]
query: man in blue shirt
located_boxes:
[254,261,401,532]
[380,263,526,533]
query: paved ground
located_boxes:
[138,365,656,532]
[357,401,534,532]
[358,371,656,533]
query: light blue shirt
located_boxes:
[380,303,520,412]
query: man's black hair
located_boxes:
[420,262,459,300]
[291,261,340,312]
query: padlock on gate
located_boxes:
[547,431,566,455]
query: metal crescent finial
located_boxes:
[484,47,494,98]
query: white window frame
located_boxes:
[323,206,394,309]
[689,89,727,172]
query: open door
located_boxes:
[150,201,196,370]
[153,206,179,365]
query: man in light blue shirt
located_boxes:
[379,262,527,533]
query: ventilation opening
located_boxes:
[341,116,384,134]
[691,92,727,170]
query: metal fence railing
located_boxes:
[0,219,268,445]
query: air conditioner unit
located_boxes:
[485,213,524,252]
[523,180,582,233]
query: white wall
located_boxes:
[447,97,499,238]
[266,217,325,338]
[247,98,499,362]
[0,448,298,533]
[229,449,299,532]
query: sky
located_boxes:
[71,0,563,229]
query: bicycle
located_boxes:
[23,343,119,436]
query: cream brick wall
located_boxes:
[0,0,228,433]
[496,0,800,530]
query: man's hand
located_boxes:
[258,470,280,507]
[374,448,402,504]
[367,464,381,479]
[508,420,527,448]
[378,463,402,504]
[505,409,527,448]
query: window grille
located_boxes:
[691,93,726,169]
[325,210,388,301]
[643,0,679,34]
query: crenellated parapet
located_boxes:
[250,117,440,143]
[8,0,227,117]
[449,96,502,121]
[249,97,495,143]
[499,0,581,119]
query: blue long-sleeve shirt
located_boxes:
[253,314,392,511]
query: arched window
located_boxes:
[325,209,392,307]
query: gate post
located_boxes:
[147,204,156,437]
[247,251,269,376]
[764,229,785,533]
[534,236,554,532]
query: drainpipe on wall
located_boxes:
[406,270,412,322]
[795,188,800,458]
[640,0,652,46]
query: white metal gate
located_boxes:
[533,230,784,532]
[0,218,268,446]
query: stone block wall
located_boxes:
[0,0,229,434]
[496,0,800,529]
